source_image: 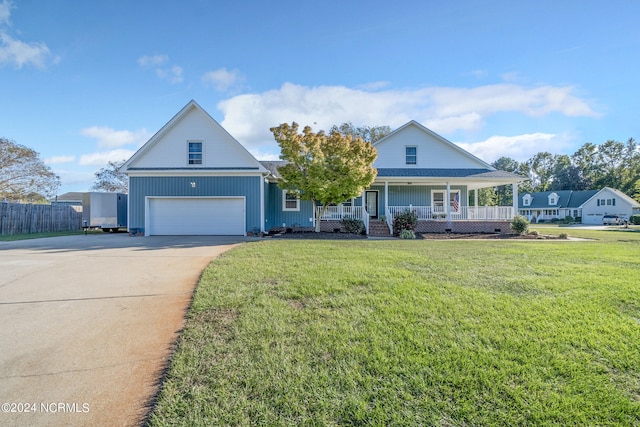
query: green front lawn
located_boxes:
[148,233,640,426]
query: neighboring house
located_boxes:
[120,100,525,236]
[519,187,640,224]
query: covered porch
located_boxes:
[316,170,523,235]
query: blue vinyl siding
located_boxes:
[378,185,467,208]
[264,183,314,229]
[129,176,261,233]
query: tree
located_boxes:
[0,137,60,201]
[91,160,128,193]
[492,157,519,205]
[271,122,378,232]
[329,122,391,144]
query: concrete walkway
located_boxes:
[0,234,248,426]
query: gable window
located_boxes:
[523,194,532,206]
[405,146,417,165]
[188,141,203,165]
[548,193,558,205]
[282,190,300,211]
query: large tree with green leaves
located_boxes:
[271,122,378,232]
[0,137,60,201]
[329,122,391,144]
[91,160,128,193]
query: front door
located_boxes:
[365,191,378,219]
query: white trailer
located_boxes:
[82,192,127,232]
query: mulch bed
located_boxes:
[267,231,556,240]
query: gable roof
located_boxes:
[120,100,266,173]
[372,120,494,169]
[521,190,599,209]
[582,187,640,207]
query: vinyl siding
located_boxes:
[264,183,314,229]
[129,176,261,233]
[377,185,467,207]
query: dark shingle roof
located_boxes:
[260,161,288,179]
[376,168,523,179]
[521,190,599,208]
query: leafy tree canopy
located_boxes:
[91,160,128,193]
[0,137,60,202]
[271,122,378,231]
[329,122,391,144]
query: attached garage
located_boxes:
[146,197,245,236]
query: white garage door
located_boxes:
[147,197,245,235]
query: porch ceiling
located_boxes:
[374,168,525,189]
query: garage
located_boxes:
[147,197,245,235]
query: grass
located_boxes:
[149,232,640,426]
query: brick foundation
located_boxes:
[415,220,511,234]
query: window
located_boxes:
[282,190,300,211]
[188,141,203,165]
[548,193,558,205]
[431,190,461,212]
[523,194,532,206]
[405,146,417,165]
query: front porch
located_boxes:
[316,204,515,235]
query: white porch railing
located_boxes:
[388,205,514,221]
[316,206,369,234]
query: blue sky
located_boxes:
[1,0,639,195]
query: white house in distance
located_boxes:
[519,187,640,224]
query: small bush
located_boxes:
[341,217,365,234]
[559,233,568,239]
[631,214,640,225]
[511,215,529,235]
[564,215,574,224]
[399,229,416,239]
[528,230,539,236]
[393,210,418,235]
[575,216,582,223]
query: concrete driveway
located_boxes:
[0,233,248,426]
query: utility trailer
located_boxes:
[82,192,128,232]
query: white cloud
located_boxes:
[45,155,75,164]
[138,54,183,84]
[0,1,57,69]
[202,68,244,91]
[218,82,598,159]
[456,133,572,163]
[0,0,11,25]
[78,149,136,166]
[155,64,183,84]
[81,126,151,148]
[137,54,168,67]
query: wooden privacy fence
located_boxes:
[0,202,82,235]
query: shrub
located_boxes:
[528,230,539,236]
[393,210,418,235]
[559,233,568,239]
[575,216,582,223]
[399,229,416,239]
[631,214,640,225]
[341,217,365,234]
[511,215,529,235]
[564,215,574,224]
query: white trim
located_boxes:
[431,188,461,213]
[405,145,417,165]
[187,140,204,166]
[282,190,300,212]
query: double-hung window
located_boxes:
[406,146,417,165]
[282,190,300,211]
[188,141,203,165]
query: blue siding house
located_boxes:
[121,100,524,236]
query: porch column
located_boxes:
[512,183,519,219]
[446,181,451,220]
[384,181,389,217]
[474,188,478,207]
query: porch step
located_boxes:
[368,220,392,237]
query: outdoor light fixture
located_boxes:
[190,182,196,188]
